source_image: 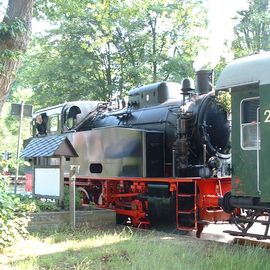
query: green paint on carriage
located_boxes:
[216,52,270,203]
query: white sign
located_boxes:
[35,168,60,197]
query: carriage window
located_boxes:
[241,98,260,150]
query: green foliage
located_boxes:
[0,19,26,38]
[35,199,60,212]
[16,194,60,213]
[216,91,231,113]
[0,178,29,249]
[63,185,82,210]
[16,0,207,108]
[12,194,38,213]
[0,100,32,175]
[0,19,27,72]
[0,50,22,73]
[214,57,230,81]
[232,0,270,57]
[0,157,17,175]
[0,49,21,60]
[0,179,62,249]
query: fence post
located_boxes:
[14,101,24,193]
[69,165,79,230]
[59,156,65,208]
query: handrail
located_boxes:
[256,107,261,194]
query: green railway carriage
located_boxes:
[217,52,270,239]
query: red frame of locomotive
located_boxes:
[66,176,231,234]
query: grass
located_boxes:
[1,226,270,270]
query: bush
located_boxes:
[13,194,38,213]
[34,199,60,212]
[16,195,60,213]
[63,186,82,210]
[0,178,29,250]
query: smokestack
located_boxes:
[195,70,213,95]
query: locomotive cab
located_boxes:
[33,105,62,137]
[32,101,101,137]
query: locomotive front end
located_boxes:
[173,70,231,178]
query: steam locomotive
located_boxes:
[23,69,233,236]
[23,52,270,239]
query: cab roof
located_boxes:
[33,101,101,118]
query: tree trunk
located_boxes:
[0,0,33,114]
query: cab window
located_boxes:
[35,113,48,136]
[241,97,260,150]
[64,105,81,130]
[48,115,60,133]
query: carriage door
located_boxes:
[240,97,261,196]
[231,84,260,197]
[259,84,270,202]
[240,97,260,195]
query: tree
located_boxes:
[17,0,207,108]
[0,0,33,114]
[232,0,270,57]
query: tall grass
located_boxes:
[2,227,270,270]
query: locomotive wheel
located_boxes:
[77,187,91,204]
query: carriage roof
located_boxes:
[216,52,270,91]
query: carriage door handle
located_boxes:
[256,107,261,194]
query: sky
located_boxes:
[193,0,249,70]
